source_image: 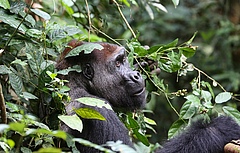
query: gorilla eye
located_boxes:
[115,55,126,67]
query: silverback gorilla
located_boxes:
[56,40,240,153]
[56,40,146,152]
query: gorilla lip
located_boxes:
[133,87,145,96]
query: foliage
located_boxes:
[0,0,240,152]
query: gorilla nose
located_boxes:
[130,71,142,82]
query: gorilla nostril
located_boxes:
[130,71,141,82]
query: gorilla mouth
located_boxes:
[133,87,145,96]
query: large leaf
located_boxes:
[9,72,23,96]
[34,147,61,153]
[180,95,200,119]
[159,51,181,73]
[76,97,113,110]
[74,107,106,121]
[0,8,27,32]
[0,65,11,74]
[58,114,83,133]
[30,9,51,20]
[168,119,186,139]
[215,92,232,104]
[65,43,104,58]
[222,106,240,125]
[0,0,10,9]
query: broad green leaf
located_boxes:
[7,139,15,148]
[128,116,140,129]
[30,9,51,20]
[133,129,150,146]
[215,92,231,103]
[58,114,83,133]
[73,138,114,153]
[9,122,25,133]
[159,51,181,73]
[52,131,67,140]
[0,0,10,9]
[65,43,104,58]
[9,1,26,14]
[26,29,42,38]
[38,64,54,89]
[168,119,186,139]
[34,147,61,153]
[74,108,106,121]
[223,106,240,125]
[201,90,212,103]
[0,8,27,32]
[76,97,113,110]
[5,102,19,112]
[9,72,23,96]
[172,0,179,8]
[0,65,11,74]
[179,47,195,58]
[179,100,197,119]
[22,92,38,100]
[46,71,57,79]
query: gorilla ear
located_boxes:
[83,63,94,80]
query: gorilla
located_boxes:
[56,40,240,153]
[56,40,146,152]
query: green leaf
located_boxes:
[65,43,104,58]
[179,100,198,119]
[76,97,113,110]
[179,47,195,58]
[9,122,25,133]
[0,8,27,32]
[73,138,114,153]
[133,129,150,146]
[30,9,51,20]
[172,0,179,8]
[185,31,198,45]
[7,139,15,148]
[144,117,157,125]
[11,59,28,67]
[159,51,181,73]
[0,0,10,9]
[22,92,38,100]
[107,141,137,153]
[21,147,32,153]
[168,119,186,139]
[9,72,23,96]
[223,106,240,125]
[26,29,42,38]
[58,114,83,133]
[5,102,20,112]
[0,65,11,74]
[74,108,106,121]
[215,92,231,103]
[34,147,61,153]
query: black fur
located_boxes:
[156,116,240,153]
[56,40,145,152]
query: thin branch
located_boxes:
[0,82,7,124]
[84,0,92,42]
[112,0,136,38]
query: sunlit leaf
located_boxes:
[215,92,231,104]
[58,114,83,133]
[74,107,106,121]
[172,0,179,8]
[76,97,112,110]
[0,0,10,9]
[31,9,51,20]
[34,147,61,153]
[9,122,25,133]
